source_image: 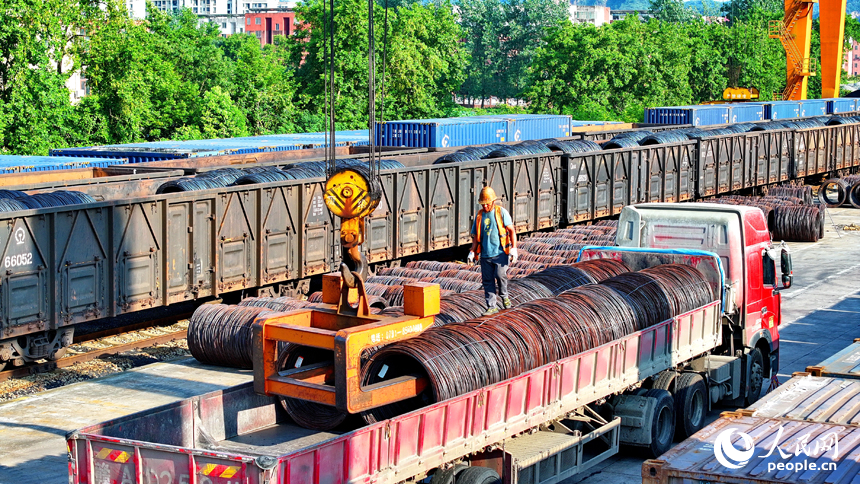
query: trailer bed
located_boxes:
[68,300,720,484]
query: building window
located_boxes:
[222,22,227,28]
[255,17,261,24]
[275,23,279,30]
[246,17,251,24]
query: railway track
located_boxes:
[0,313,193,384]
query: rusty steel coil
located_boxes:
[851,182,860,209]
[188,304,283,369]
[405,261,465,272]
[359,262,714,423]
[574,258,630,281]
[238,296,315,311]
[519,253,568,265]
[594,220,619,227]
[276,344,348,431]
[768,186,813,205]
[375,267,439,279]
[819,178,849,207]
[518,241,554,252]
[437,269,484,282]
[772,205,823,242]
[366,275,420,286]
[427,277,484,293]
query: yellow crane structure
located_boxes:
[769,0,847,100]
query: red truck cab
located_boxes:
[616,203,791,403]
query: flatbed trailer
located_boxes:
[67,298,721,484]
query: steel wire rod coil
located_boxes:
[358,263,713,424]
[772,205,822,242]
[187,304,284,369]
[818,178,848,207]
[276,344,349,430]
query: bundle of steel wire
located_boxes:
[376,267,440,279]
[187,304,283,369]
[640,131,691,145]
[433,145,505,164]
[231,168,298,185]
[0,198,28,212]
[16,190,97,208]
[437,269,485,282]
[544,139,601,153]
[405,260,466,272]
[820,175,860,208]
[768,185,813,205]
[157,167,248,193]
[702,194,823,241]
[359,262,712,423]
[276,344,350,430]
[603,136,641,150]
[485,143,552,158]
[771,205,824,242]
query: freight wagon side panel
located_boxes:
[641,141,695,203]
[696,134,746,197]
[215,190,259,294]
[299,180,340,277]
[70,301,721,484]
[534,153,563,229]
[115,201,164,314]
[592,150,638,218]
[511,155,538,232]
[258,184,301,286]
[364,171,396,262]
[563,153,594,223]
[0,211,54,340]
[165,198,216,302]
[394,169,427,258]
[425,165,458,252]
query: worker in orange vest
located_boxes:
[468,186,518,316]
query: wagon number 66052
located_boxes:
[5,253,32,268]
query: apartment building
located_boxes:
[568,4,611,26]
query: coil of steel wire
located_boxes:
[15,190,97,209]
[0,198,30,212]
[276,344,349,431]
[376,267,439,279]
[851,181,860,209]
[772,205,823,242]
[819,178,849,207]
[640,131,690,145]
[187,304,283,369]
[358,262,713,424]
[405,261,466,272]
[603,136,641,150]
[437,269,485,282]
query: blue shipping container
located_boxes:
[0,155,123,173]
[824,98,857,114]
[645,106,730,126]
[476,114,572,141]
[727,104,764,123]
[799,100,827,117]
[376,118,508,148]
[760,101,800,120]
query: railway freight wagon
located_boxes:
[2,120,860,370]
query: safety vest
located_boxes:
[474,206,512,255]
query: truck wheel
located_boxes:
[674,373,706,439]
[652,370,678,392]
[745,348,764,406]
[644,389,675,458]
[430,464,468,484]
[456,466,501,484]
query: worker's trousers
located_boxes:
[480,253,510,308]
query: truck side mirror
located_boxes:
[780,247,792,289]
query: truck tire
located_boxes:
[745,348,765,406]
[430,464,468,484]
[652,370,678,392]
[456,466,501,484]
[644,389,675,458]
[673,373,706,439]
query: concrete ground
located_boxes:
[568,206,860,484]
[0,207,857,484]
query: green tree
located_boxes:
[649,0,696,22]
[0,0,99,154]
[198,86,248,138]
[286,0,467,128]
[457,0,568,104]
